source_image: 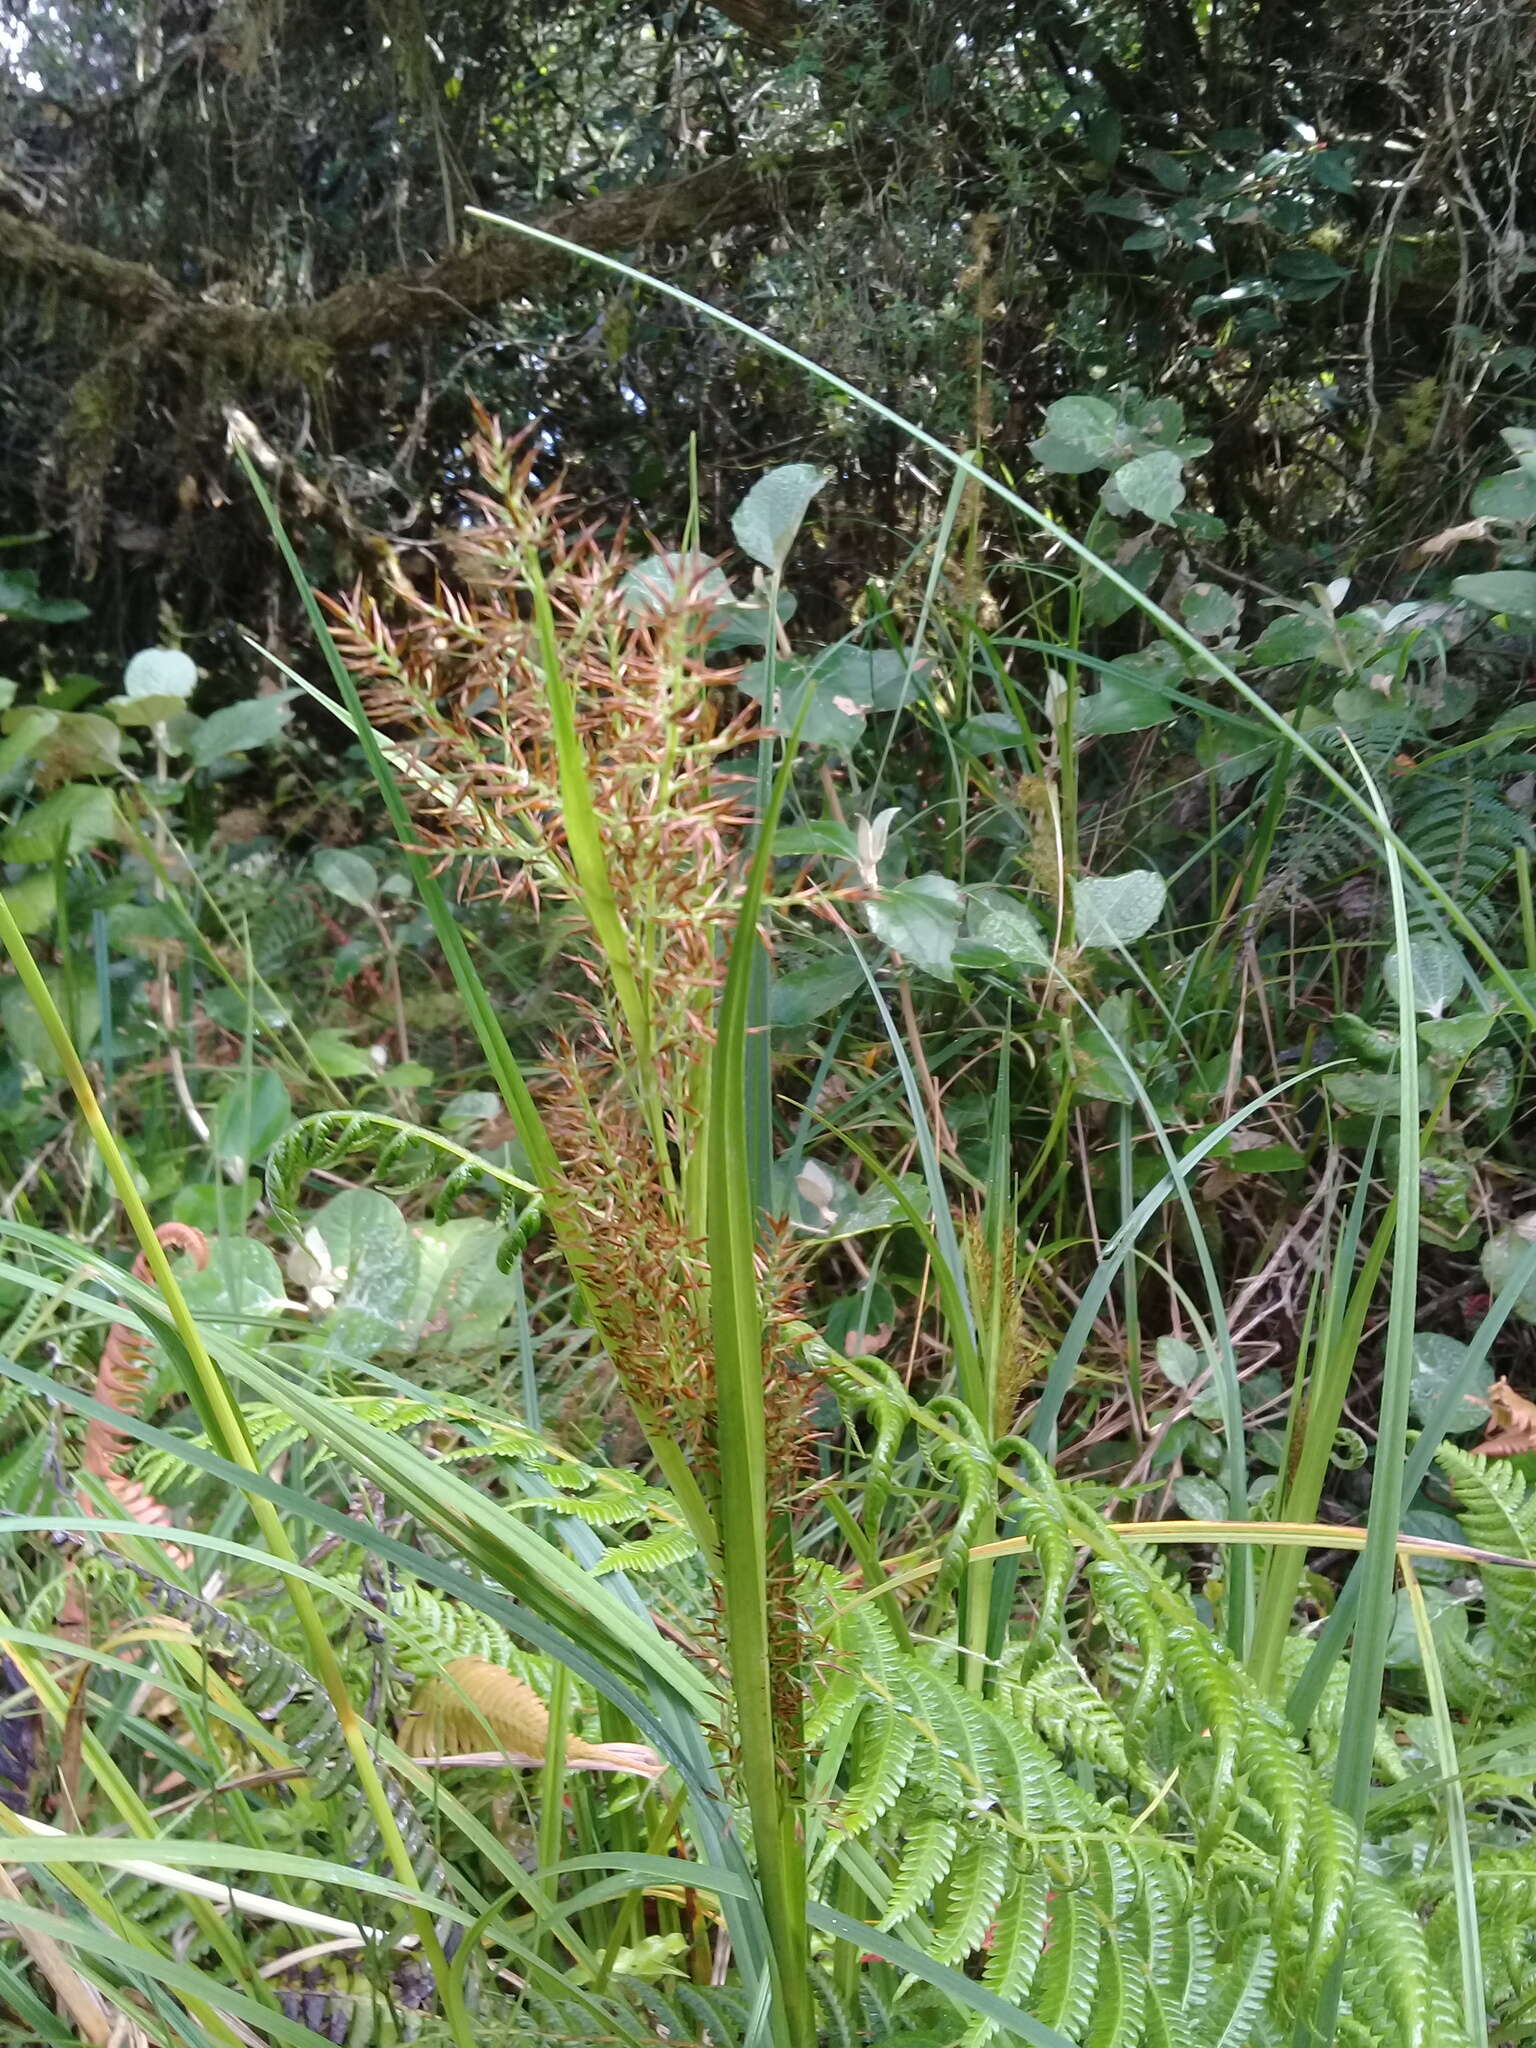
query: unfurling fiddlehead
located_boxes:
[265,1112,543,1268]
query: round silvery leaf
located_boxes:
[1073,868,1168,946]
[125,647,198,701]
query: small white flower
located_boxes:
[855,807,900,891]
[287,1226,348,1315]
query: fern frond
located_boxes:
[931,1825,1012,1965]
[386,1579,522,1677]
[965,1866,1050,2045]
[400,1656,665,1777]
[881,1814,961,1929]
[1028,1879,1101,2038]
[1394,768,1533,936]
[1437,1442,1536,1691]
[1008,1646,1149,1792]
[1197,1929,1276,2048]
[592,1527,697,1576]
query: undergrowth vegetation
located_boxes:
[3,269,1536,2048]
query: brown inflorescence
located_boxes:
[328,413,823,1751]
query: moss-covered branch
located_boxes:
[1,149,850,364]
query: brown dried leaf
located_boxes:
[1476,1377,1536,1457]
[1415,518,1494,560]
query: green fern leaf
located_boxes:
[964,1866,1050,2046]
[1029,1881,1100,2038]
[881,1815,961,1930]
[931,1827,1012,1964]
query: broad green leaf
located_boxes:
[1322,1067,1408,1112]
[179,1236,288,1347]
[124,646,198,700]
[772,819,856,861]
[1248,611,1337,667]
[401,1218,521,1357]
[1464,1046,1514,1119]
[865,873,963,980]
[731,463,829,573]
[307,1026,378,1078]
[0,709,122,782]
[313,847,379,908]
[1222,1140,1306,1174]
[1110,450,1185,524]
[774,1158,921,1238]
[811,644,914,713]
[956,711,1029,752]
[1384,1582,1467,1668]
[1471,468,1536,525]
[190,693,292,765]
[1029,395,1124,475]
[1,974,99,1075]
[1452,570,1536,619]
[1175,1473,1228,1519]
[1081,538,1163,625]
[2,871,56,936]
[769,955,864,1026]
[1272,247,1349,284]
[438,1090,502,1133]
[1069,1026,1139,1104]
[1309,148,1357,193]
[0,707,59,778]
[1418,1012,1494,1059]
[1383,939,1464,1018]
[1409,1331,1491,1434]
[1482,1223,1536,1325]
[1,783,118,862]
[1181,581,1241,639]
[0,569,88,623]
[1138,146,1189,191]
[385,1060,432,1088]
[37,711,124,780]
[1073,868,1167,946]
[741,656,867,751]
[170,1180,262,1237]
[1075,671,1177,735]
[211,1070,292,1180]
[618,550,735,622]
[708,590,794,648]
[1333,1014,1399,1067]
[1156,1336,1202,1387]
[963,886,1052,968]
[303,1187,420,1356]
[104,901,180,951]
[107,693,193,727]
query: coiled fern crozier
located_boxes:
[265,1111,543,1270]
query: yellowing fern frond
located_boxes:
[398,1657,666,1778]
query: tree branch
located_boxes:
[707,0,806,54]
[0,210,177,324]
[2,148,851,361]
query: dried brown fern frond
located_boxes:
[80,1222,207,1562]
